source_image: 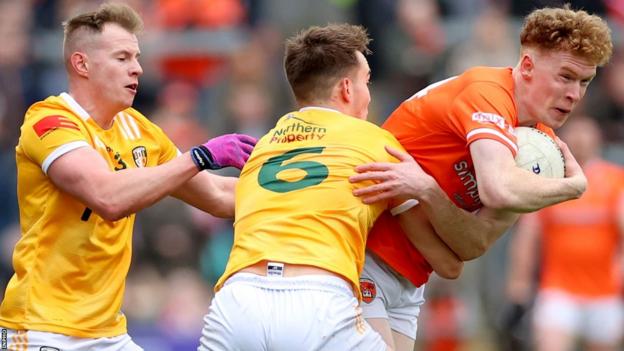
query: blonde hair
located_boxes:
[63,3,143,61]
[520,5,612,66]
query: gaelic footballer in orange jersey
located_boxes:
[0,93,178,337]
[352,6,612,351]
[536,160,624,297]
[366,67,556,289]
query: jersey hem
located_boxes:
[218,258,361,299]
[0,319,126,339]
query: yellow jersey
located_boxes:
[0,93,178,337]
[216,107,405,299]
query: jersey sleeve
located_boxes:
[450,82,518,156]
[20,110,90,174]
[375,128,407,163]
[156,127,182,163]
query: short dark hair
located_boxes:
[284,24,371,103]
[63,2,143,61]
[520,5,612,66]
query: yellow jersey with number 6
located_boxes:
[217,107,404,299]
[0,93,178,337]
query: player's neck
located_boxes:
[68,89,119,130]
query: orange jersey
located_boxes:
[367,67,554,287]
[537,160,624,297]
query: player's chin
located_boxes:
[546,111,570,129]
[121,96,136,109]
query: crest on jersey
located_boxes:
[360,279,376,304]
[132,146,147,168]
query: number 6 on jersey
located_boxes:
[258,147,329,193]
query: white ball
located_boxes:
[514,127,565,178]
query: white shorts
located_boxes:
[0,328,142,351]
[360,252,425,339]
[533,289,624,344]
[199,272,388,351]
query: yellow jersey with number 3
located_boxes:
[0,93,178,337]
[216,107,405,299]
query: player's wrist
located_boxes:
[568,175,587,198]
[190,145,217,171]
[413,175,441,202]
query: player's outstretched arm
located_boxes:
[47,134,255,221]
[172,133,256,218]
[350,146,518,260]
[48,146,199,221]
[471,138,586,213]
[172,173,237,218]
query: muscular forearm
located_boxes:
[49,147,201,221]
[398,206,463,279]
[483,167,585,212]
[96,153,200,219]
[472,139,586,213]
[417,185,519,261]
[173,174,237,218]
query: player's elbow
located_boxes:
[90,197,131,222]
[478,185,519,212]
[207,206,234,219]
[456,243,488,261]
[96,205,129,222]
[435,260,463,279]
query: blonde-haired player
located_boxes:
[0,3,255,350]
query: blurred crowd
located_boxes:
[0,0,623,350]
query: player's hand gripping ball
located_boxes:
[514,127,565,178]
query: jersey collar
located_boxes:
[60,92,90,121]
[299,106,342,114]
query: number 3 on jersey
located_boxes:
[258,147,329,193]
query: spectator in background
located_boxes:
[153,0,247,86]
[506,116,624,351]
[224,81,274,138]
[151,80,209,151]
[443,5,518,76]
[586,50,624,144]
[0,1,33,232]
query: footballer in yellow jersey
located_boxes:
[216,107,405,299]
[0,93,178,338]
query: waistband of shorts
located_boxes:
[366,251,406,281]
[224,272,354,297]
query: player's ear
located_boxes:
[519,53,534,80]
[339,77,352,103]
[70,52,89,78]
